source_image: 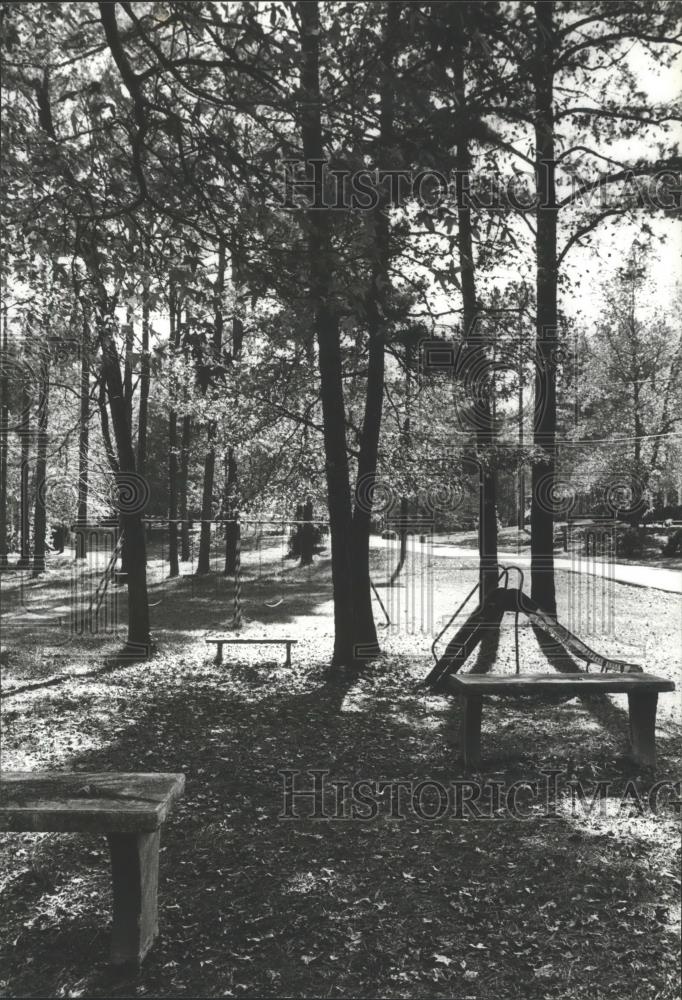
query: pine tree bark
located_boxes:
[117,307,135,577]
[179,413,191,562]
[179,309,191,563]
[98,313,151,650]
[0,296,9,567]
[168,290,179,578]
[350,1,399,653]
[32,353,49,576]
[76,316,90,559]
[223,446,239,576]
[81,238,150,650]
[223,267,243,577]
[289,502,304,560]
[137,267,150,476]
[196,444,215,574]
[123,305,134,435]
[300,497,315,566]
[530,0,558,615]
[298,0,356,666]
[453,10,499,602]
[197,239,226,574]
[98,375,119,474]
[17,384,31,568]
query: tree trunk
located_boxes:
[168,416,179,577]
[17,384,31,567]
[94,372,117,476]
[223,446,239,575]
[517,317,526,532]
[350,3,399,654]
[137,269,150,476]
[197,238,226,575]
[123,305,134,434]
[32,354,49,576]
[0,296,9,567]
[76,319,90,559]
[298,0,356,666]
[118,306,136,576]
[350,296,383,650]
[453,12,498,602]
[179,308,191,563]
[168,291,179,578]
[196,442,215,574]
[289,502,304,559]
[389,496,409,585]
[300,497,315,566]
[530,0,558,615]
[633,380,642,477]
[99,314,151,651]
[224,266,243,577]
[179,413,191,562]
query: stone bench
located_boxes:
[0,771,185,964]
[205,636,298,667]
[444,672,675,769]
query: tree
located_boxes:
[350,1,400,652]
[76,298,90,559]
[297,0,357,666]
[31,354,49,575]
[0,272,8,568]
[137,245,151,476]
[523,0,681,613]
[168,280,180,578]
[223,263,244,578]
[529,0,560,612]
[196,238,226,575]
[578,251,682,493]
[17,381,32,569]
[451,3,500,601]
[179,309,192,564]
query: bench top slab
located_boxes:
[0,772,185,834]
[445,672,675,697]
[205,637,298,644]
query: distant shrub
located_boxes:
[661,528,682,557]
[619,527,643,557]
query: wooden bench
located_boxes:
[444,672,675,769]
[0,771,184,965]
[205,636,298,667]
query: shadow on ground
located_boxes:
[1,651,680,999]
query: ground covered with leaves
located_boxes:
[0,539,680,998]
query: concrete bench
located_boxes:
[0,771,185,965]
[205,636,298,667]
[444,672,675,769]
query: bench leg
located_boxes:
[214,643,223,666]
[107,831,160,965]
[284,642,292,668]
[628,692,658,768]
[460,695,483,769]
